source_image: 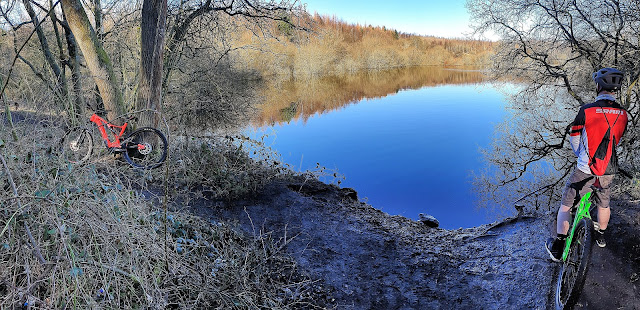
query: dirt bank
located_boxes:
[186,176,640,309]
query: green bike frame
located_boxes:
[562,192,592,261]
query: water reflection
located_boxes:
[252,66,486,127]
[245,67,508,228]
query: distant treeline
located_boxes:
[233,14,496,79]
[0,2,495,129]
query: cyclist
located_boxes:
[546,68,629,262]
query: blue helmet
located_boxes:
[592,68,624,91]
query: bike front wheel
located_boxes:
[555,218,593,310]
[122,127,168,169]
[61,127,93,164]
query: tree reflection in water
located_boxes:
[251,66,486,127]
[473,87,578,217]
[246,66,508,228]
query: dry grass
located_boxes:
[0,112,326,309]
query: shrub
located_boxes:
[0,113,325,308]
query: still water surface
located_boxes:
[246,67,508,229]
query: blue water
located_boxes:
[247,83,508,229]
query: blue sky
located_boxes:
[302,0,474,39]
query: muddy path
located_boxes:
[570,199,640,309]
[184,177,640,309]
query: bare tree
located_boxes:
[61,0,126,122]
[1,0,301,128]
[60,14,85,118]
[0,0,83,121]
[21,0,73,113]
[137,0,167,127]
[163,0,302,88]
[468,0,640,210]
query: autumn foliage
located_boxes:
[234,13,496,79]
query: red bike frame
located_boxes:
[89,113,128,148]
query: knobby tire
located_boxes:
[122,127,168,169]
[555,218,593,310]
[61,127,93,164]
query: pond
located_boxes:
[246,67,510,229]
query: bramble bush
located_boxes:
[0,113,325,309]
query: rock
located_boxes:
[287,178,331,195]
[514,203,525,217]
[418,213,439,228]
[340,187,358,200]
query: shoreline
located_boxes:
[186,176,557,309]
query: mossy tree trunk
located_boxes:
[61,0,125,122]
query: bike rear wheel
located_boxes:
[61,127,93,164]
[122,127,168,169]
[555,218,593,310]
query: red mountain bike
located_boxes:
[61,113,168,169]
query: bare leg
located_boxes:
[556,204,572,235]
[597,206,610,230]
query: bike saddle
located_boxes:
[590,179,603,192]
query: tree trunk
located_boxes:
[137,0,168,128]
[3,98,17,142]
[92,0,105,114]
[61,19,85,119]
[61,0,125,122]
[22,0,73,119]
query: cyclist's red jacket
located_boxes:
[569,95,628,176]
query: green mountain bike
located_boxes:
[554,185,599,310]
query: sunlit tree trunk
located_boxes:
[61,0,125,122]
[137,0,168,128]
